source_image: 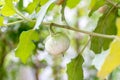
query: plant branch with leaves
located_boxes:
[1,0,120,80]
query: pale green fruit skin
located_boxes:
[45,33,70,55]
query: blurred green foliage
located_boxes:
[0,0,120,80]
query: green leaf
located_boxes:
[17,0,23,11]
[90,7,117,53]
[25,0,49,14]
[67,54,84,80]
[89,0,105,16]
[15,30,39,63]
[34,0,56,29]
[35,0,49,13]
[97,38,120,78]
[1,0,16,16]
[67,0,80,8]
[89,0,96,9]
[40,0,49,5]
[25,0,40,14]
[0,16,4,26]
[97,16,120,78]
[0,0,4,6]
[13,0,19,2]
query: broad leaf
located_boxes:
[0,0,4,6]
[89,0,105,16]
[1,0,16,16]
[24,0,48,14]
[13,0,19,2]
[66,0,80,8]
[90,6,117,53]
[40,0,49,5]
[89,0,96,9]
[15,30,39,63]
[17,0,23,11]
[0,16,4,26]
[116,18,120,36]
[97,17,120,78]
[25,0,39,14]
[34,0,56,29]
[97,38,120,79]
[35,0,49,13]
[67,54,84,80]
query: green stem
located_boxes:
[106,0,120,8]
[49,23,55,36]
[2,1,118,39]
[14,8,34,22]
[79,37,91,55]
[43,23,117,39]
[3,21,117,39]
[4,20,24,26]
[106,0,116,6]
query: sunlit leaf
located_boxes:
[66,0,81,8]
[0,0,4,6]
[15,30,39,63]
[13,0,19,2]
[25,0,40,14]
[1,0,16,16]
[0,16,4,26]
[97,17,120,79]
[40,0,48,5]
[67,54,84,80]
[34,0,56,29]
[90,6,117,53]
[1,5,15,16]
[89,0,97,9]
[116,18,120,36]
[97,38,120,79]
[35,0,49,13]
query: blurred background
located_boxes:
[1,0,118,80]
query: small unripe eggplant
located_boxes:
[45,32,70,55]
